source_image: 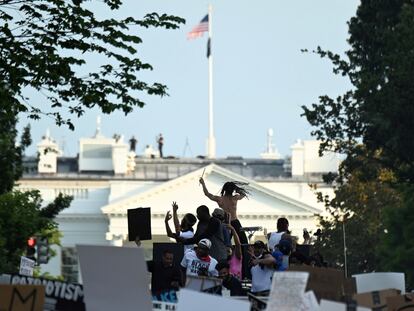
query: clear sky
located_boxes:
[19,0,360,159]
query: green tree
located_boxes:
[0,191,72,273]
[0,0,185,129]
[380,184,414,289]
[302,0,414,286]
[0,0,184,274]
[314,162,401,276]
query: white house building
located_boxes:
[19,128,338,282]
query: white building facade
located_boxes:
[19,131,338,282]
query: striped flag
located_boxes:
[187,15,208,40]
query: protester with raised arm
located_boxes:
[199,177,249,244]
[164,202,197,252]
[176,206,228,262]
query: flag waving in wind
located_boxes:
[187,15,209,40]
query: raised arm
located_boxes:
[164,211,177,239]
[253,253,276,267]
[199,177,221,202]
[172,201,181,234]
[226,224,242,260]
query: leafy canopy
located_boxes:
[0,0,185,129]
[302,0,414,287]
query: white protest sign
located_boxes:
[152,301,177,310]
[301,291,320,311]
[266,271,309,311]
[176,288,250,311]
[77,244,152,311]
[319,299,371,311]
[353,272,405,294]
[19,256,35,276]
[185,275,222,292]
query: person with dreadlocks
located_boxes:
[199,177,249,244]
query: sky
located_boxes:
[18,0,360,159]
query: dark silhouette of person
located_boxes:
[129,136,137,152]
[157,134,164,158]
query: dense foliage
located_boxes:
[303,0,414,288]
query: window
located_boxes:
[61,247,79,283]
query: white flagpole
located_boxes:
[207,4,216,158]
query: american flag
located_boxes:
[187,15,209,40]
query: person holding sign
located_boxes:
[135,237,182,293]
[180,239,218,285]
[199,177,249,244]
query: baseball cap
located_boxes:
[198,238,212,249]
[212,208,225,219]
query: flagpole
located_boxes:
[207,4,216,158]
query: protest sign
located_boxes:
[266,271,309,311]
[185,275,222,293]
[353,272,406,294]
[0,284,45,311]
[248,293,268,311]
[290,265,345,301]
[5,273,85,311]
[353,288,400,310]
[177,288,250,311]
[152,289,178,303]
[19,256,35,277]
[127,207,152,241]
[386,293,414,311]
[77,244,152,311]
[301,291,320,310]
[152,301,177,311]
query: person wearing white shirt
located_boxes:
[267,217,289,251]
[180,239,218,284]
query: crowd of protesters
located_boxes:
[140,178,325,297]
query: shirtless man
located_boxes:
[199,177,249,244]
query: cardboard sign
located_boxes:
[19,257,35,277]
[7,274,85,311]
[387,293,414,311]
[353,272,406,294]
[290,265,345,302]
[353,288,400,310]
[77,244,152,311]
[177,288,250,311]
[0,284,45,311]
[127,207,152,241]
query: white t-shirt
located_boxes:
[268,231,285,251]
[180,230,195,252]
[180,250,218,277]
[251,263,274,293]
